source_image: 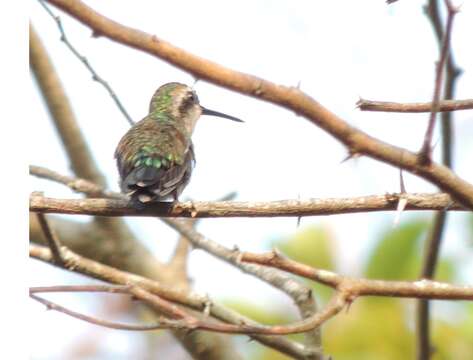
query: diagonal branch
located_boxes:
[44,0,473,209]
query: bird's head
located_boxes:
[149,82,243,134]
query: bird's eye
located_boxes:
[188,92,199,103]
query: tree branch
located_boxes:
[241,250,473,301]
[418,0,458,164]
[44,0,473,209]
[356,98,472,113]
[417,1,462,358]
[29,192,463,218]
[30,284,344,339]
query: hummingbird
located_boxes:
[115,82,243,203]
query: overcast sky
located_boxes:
[29,0,473,358]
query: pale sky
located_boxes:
[29,0,473,358]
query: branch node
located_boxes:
[270,247,284,261]
[203,298,212,317]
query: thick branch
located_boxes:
[44,0,473,209]
[357,98,472,113]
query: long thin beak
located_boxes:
[201,106,244,122]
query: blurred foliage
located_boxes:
[273,225,336,301]
[242,218,472,360]
[222,299,292,327]
[365,219,428,280]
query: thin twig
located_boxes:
[418,0,458,164]
[35,213,64,265]
[31,294,163,331]
[356,98,472,113]
[30,284,132,294]
[37,0,134,125]
[30,284,344,337]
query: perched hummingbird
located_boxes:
[115,82,242,203]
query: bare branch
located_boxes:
[30,284,343,339]
[241,251,473,301]
[44,0,473,209]
[417,1,462,358]
[31,294,162,331]
[356,98,473,113]
[418,1,459,164]
[30,284,132,294]
[29,193,464,218]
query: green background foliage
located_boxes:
[222,215,473,359]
